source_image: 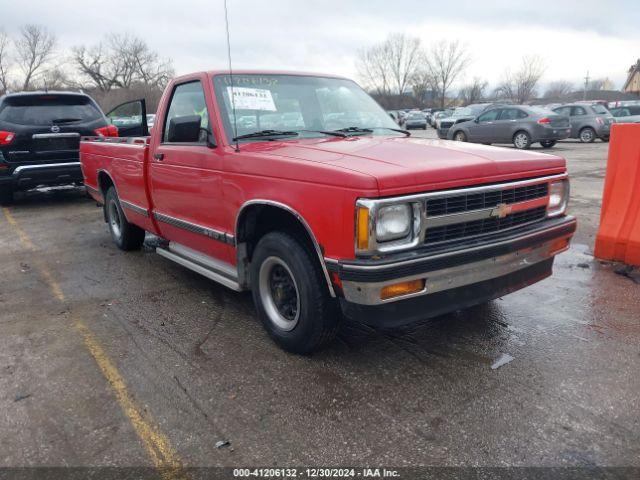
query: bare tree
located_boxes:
[73,33,174,92]
[410,69,434,104]
[357,34,424,96]
[543,80,575,99]
[0,30,11,93]
[458,77,488,105]
[15,24,56,90]
[495,55,546,104]
[425,40,470,108]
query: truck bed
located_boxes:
[80,136,156,232]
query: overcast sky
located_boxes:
[2,0,639,90]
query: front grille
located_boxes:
[425,206,547,244]
[426,182,548,216]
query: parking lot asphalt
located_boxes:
[1,130,638,472]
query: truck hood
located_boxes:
[273,136,566,195]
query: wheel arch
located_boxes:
[96,170,129,222]
[235,200,336,297]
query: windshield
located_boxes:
[212,74,399,142]
[0,95,102,126]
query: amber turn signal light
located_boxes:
[548,237,569,255]
[380,279,425,300]
[356,206,370,250]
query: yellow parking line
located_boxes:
[2,207,185,479]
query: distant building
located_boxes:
[623,59,640,95]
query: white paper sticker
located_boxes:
[227,87,277,111]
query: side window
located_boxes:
[163,81,210,143]
[572,106,587,116]
[499,109,525,120]
[553,107,571,117]
[478,109,500,122]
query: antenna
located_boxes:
[224,0,240,152]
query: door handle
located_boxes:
[154,153,164,161]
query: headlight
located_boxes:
[376,204,412,242]
[547,180,569,217]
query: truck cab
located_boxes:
[80,70,576,354]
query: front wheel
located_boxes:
[104,187,145,251]
[251,231,340,354]
[601,136,610,143]
[453,131,467,142]
[513,131,532,150]
[579,127,596,143]
[540,140,556,149]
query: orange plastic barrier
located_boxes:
[594,123,640,266]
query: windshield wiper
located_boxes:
[52,118,83,124]
[331,126,411,137]
[296,129,348,138]
[232,129,299,141]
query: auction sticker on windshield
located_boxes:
[227,87,277,111]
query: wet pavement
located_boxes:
[0,133,639,472]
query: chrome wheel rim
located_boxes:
[455,132,465,141]
[581,129,593,142]
[259,256,300,331]
[107,200,122,239]
[514,133,528,149]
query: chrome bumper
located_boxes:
[336,217,576,306]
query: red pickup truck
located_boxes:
[80,70,576,354]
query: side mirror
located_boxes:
[168,115,202,143]
[474,118,480,123]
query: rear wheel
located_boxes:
[0,187,13,205]
[453,131,467,142]
[540,140,557,149]
[513,131,532,150]
[251,231,340,354]
[104,187,145,251]
[579,127,596,143]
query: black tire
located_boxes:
[579,127,596,143]
[513,130,532,150]
[0,187,13,205]
[422,126,427,130]
[453,130,467,142]
[601,136,610,143]
[104,187,145,251]
[250,231,340,354]
[540,140,557,149]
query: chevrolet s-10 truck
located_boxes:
[80,70,576,354]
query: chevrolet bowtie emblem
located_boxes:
[490,203,512,219]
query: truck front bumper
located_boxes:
[0,162,83,191]
[333,216,576,327]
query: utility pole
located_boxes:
[583,71,590,101]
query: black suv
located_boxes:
[0,91,115,204]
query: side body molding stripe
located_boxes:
[153,211,235,245]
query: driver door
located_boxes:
[468,109,501,142]
[149,78,231,262]
[106,99,149,137]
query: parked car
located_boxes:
[436,103,496,139]
[552,103,614,142]
[146,114,156,128]
[609,105,640,124]
[433,109,454,129]
[0,91,116,204]
[80,70,576,354]
[427,108,443,127]
[447,105,571,149]
[404,111,427,129]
